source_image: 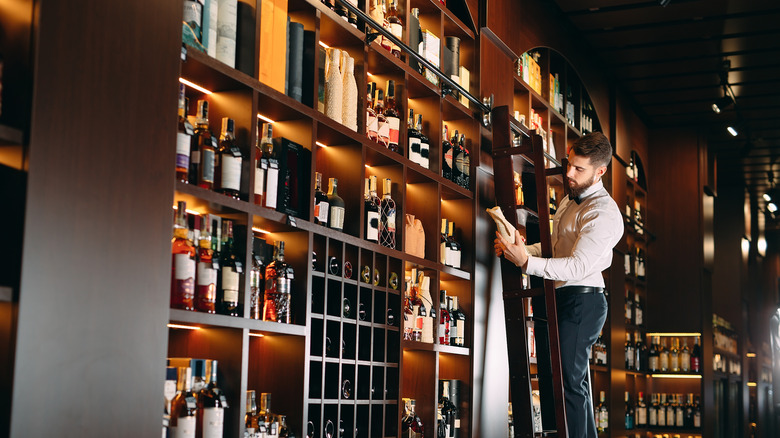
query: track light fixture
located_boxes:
[712,93,734,114]
[727,125,738,137]
[659,0,671,7]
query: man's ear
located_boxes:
[596,165,607,179]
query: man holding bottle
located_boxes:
[494,132,624,438]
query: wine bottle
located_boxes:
[681,338,691,372]
[364,176,380,243]
[625,332,635,370]
[172,201,196,311]
[385,80,401,154]
[597,391,608,433]
[379,178,396,249]
[313,171,329,226]
[194,100,217,190]
[327,177,345,231]
[451,129,462,185]
[660,338,670,372]
[450,296,465,347]
[195,216,217,314]
[218,220,241,316]
[459,134,470,188]
[624,392,634,430]
[216,117,242,199]
[264,241,293,323]
[442,125,453,181]
[197,360,227,438]
[636,391,647,428]
[439,219,449,265]
[408,108,421,165]
[177,85,194,183]
[417,114,430,169]
[691,336,702,373]
[374,89,389,147]
[366,82,378,142]
[249,237,265,320]
[447,221,461,269]
[648,335,660,372]
[170,367,197,438]
[438,290,450,345]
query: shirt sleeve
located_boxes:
[524,204,623,281]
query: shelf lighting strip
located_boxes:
[179,77,213,95]
[167,323,201,330]
[332,0,492,123]
[248,333,265,338]
[651,374,702,379]
[646,332,702,337]
[252,227,271,235]
[257,113,275,124]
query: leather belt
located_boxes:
[556,286,605,295]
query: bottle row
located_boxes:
[401,378,465,438]
[623,392,702,431]
[402,274,466,347]
[624,335,702,374]
[624,289,645,327]
[624,247,647,279]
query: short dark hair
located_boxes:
[571,132,612,168]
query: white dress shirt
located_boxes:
[524,179,624,289]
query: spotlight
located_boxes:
[768,202,778,213]
[712,95,734,114]
[659,0,671,6]
[727,126,738,137]
[764,193,772,202]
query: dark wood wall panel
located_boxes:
[9,0,180,435]
[614,94,649,164]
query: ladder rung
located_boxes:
[492,144,533,158]
[537,430,559,437]
[503,287,544,300]
[544,166,564,176]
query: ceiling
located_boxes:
[549,0,780,215]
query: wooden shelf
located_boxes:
[169,308,306,336]
[0,124,24,145]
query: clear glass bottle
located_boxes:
[245,390,259,437]
[264,241,292,323]
[216,117,242,199]
[670,337,680,372]
[597,391,609,433]
[327,177,346,231]
[379,178,397,248]
[195,216,217,313]
[171,201,196,311]
[313,171,330,226]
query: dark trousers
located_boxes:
[532,290,608,438]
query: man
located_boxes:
[494,132,624,438]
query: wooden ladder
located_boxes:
[491,105,569,438]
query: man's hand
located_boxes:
[494,230,529,269]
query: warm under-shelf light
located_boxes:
[646,332,702,337]
[172,204,202,216]
[316,141,328,148]
[747,382,757,387]
[365,164,370,168]
[318,41,330,49]
[167,323,201,330]
[179,77,213,95]
[651,374,702,379]
[257,113,276,124]
[249,333,265,338]
[746,352,757,358]
[252,227,271,235]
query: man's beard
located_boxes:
[568,174,596,199]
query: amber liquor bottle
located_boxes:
[193,100,217,190]
[216,117,242,200]
[171,201,196,311]
[195,216,217,313]
[197,360,227,438]
[379,178,397,249]
[386,0,404,58]
[177,84,194,183]
[264,241,293,323]
[170,367,197,438]
[218,220,241,316]
[384,80,401,154]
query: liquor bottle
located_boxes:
[313,171,330,226]
[624,288,633,325]
[438,290,451,345]
[625,332,635,370]
[459,134,470,189]
[634,292,643,326]
[172,201,196,311]
[412,273,425,342]
[665,393,675,428]
[450,129,462,185]
[634,330,646,372]
[624,392,634,430]
[597,391,608,433]
[648,393,658,427]
[670,338,680,372]
[170,367,198,438]
[450,296,466,347]
[636,248,646,279]
[403,271,417,341]
[385,0,403,58]
[177,85,195,183]
[379,178,397,249]
[259,393,279,436]
[245,390,259,437]
[660,338,670,371]
[648,335,660,372]
[327,177,346,232]
[680,338,691,372]
[402,398,424,438]
[440,219,449,265]
[218,220,241,316]
[278,415,290,437]
[384,80,401,154]
[437,381,456,438]
[693,395,701,428]
[442,125,453,181]
[691,336,702,373]
[324,48,343,124]
[657,393,667,427]
[374,88,389,147]
[197,360,227,438]
[593,331,607,365]
[636,391,647,428]
[196,216,217,313]
[216,117,242,199]
[264,241,292,323]
[249,237,265,320]
[341,54,358,131]
[684,393,694,428]
[378,0,392,53]
[255,123,273,207]
[417,114,430,169]
[364,176,380,243]
[366,82,378,141]
[408,108,422,165]
[675,394,685,428]
[420,276,435,343]
[194,100,217,190]
[447,221,462,268]
[548,187,557,215]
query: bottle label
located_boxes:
[389,22,402,52]
[386,209,396,232]
[444,146,453,169]
[367,113,378,139]
[456,320,465,343]
[177,133,191,169]
[681,352,691,371]
[658,409,666,426]
[164,380,177,401]
[329,205,345,230]
[174,254,195,280]
[377,120,390,146]
[420,142,429,168]
[221,154,242,191]
[191,150,200,165]
[366,210,380,241]
[449,247,462,269]
[635,308,643,325]
[637,407,647,425]
[172,415,196,438]
[254,167,265,200]
[265,162,279,209]
[222,268,239,302]
[649,357,659,371]
[202,149,215,183]
[409,137,421,164]
[387,116,400,146]
[649,407,657,425]
[694,412,701,428]
[197,262,217,286]
[315,200,330,224]
[216,0,238,67]
[250,268,261,289]
[455,152,465,175]
[202,408,225,438]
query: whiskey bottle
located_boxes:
[170,367,197,438]
[261,124,279,209]
[597,391,608,433]
[438,290,451,345]
[417,114,430,169]
[327,177,346,232]
[278,415,290,437]
[680,338,691,372]
[450,296,466,347]
[459,134,470,189]
[218,220,241,316]
[374,88,389,147]
[666,394,675,428]
[313,171,330,226]
[659,338,670,372]
[216,117,242,200]
[259,393,279,436]
[195,216,217,313]
[249,237,265,320]
[197,360,227,438]
[636,391,647,427]
[177,84,194,183]
[624,332,635,370]
[245,390,259,437]
[385,80,401,154]
[648,335,660,372]
[408,108,422,165]
[385,0,403,58]
[442,125,453,181]
[379,178,397,249]
[264,241,293,323]
[450,129,462,185]
[675,394,685,427]
[366,82,378,142]
[364,176,380,243]
[172,201,196,311]
[194,100,217,190]
[691,336,702,373]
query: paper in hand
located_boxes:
[486,206,517,245]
